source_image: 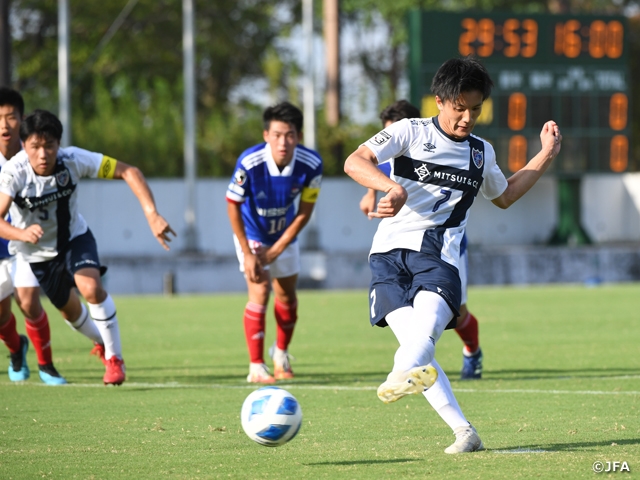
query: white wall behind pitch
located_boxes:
[76,174,638,258]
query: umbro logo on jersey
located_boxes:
[256,191,268,200]
[423,142,436,152]
[371,131,391,146]
[414,163,431,181]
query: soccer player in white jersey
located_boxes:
[0,109,176,385]
[0,89,66,385]
[344,57,562,453]
[226,102,322,384]
[360,100,485,380]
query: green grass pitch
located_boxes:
[1,284,639,479]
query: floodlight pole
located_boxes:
[302,0,315,150]
[58,0,71,147]
[0,0,10,87]
[182,0,198,252]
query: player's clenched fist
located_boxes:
[368,184,408,219]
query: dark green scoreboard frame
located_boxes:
[408,11,633,176]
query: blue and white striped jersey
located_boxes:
[364,117,507,269]
[226,142,323,245]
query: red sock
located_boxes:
[244,302,266,364]
[0,313,21,353]
[274,299,297,351]
[455,312,480,354]
[25,310,52,366]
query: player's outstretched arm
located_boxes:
[492,121,562,209]
[113,162,177,250]
[0,193,43,244]
[344,145,407,218]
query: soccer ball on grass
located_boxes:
[240,387,302,447]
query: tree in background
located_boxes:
[10,0,297,176]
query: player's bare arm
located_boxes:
[112,161,177,250]
[344,145,407,218]
[492,121,562,210]
[227,201,264,283]
[260,201,315,265]
[0,192,43,244]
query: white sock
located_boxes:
[423,359,469,430]
[88,295,122,360]
[64,304,103,344]
[386,291,453,371]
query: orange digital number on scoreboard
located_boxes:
[554,20,624,58]
[459,18,538,58]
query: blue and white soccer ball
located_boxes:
[240,387,302,447]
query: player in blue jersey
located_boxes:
[226,102,322,384]
[360,100,484,380]
[345,57,562,453]
[0,88,66,384]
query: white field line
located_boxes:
[4,382,639,395]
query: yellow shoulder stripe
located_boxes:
[301,187,320,203]
[98,155,118,179]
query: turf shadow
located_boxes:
[304,458,419,466]
[497,437,640,452]
[480,367,640,381]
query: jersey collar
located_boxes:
[264,143,296,177]
[433,116,470,143]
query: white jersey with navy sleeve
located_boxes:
[0,146,115,262]
[364,117,507,269]
[226,142,322,245]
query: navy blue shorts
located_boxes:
[368,249,461,329]
[30,229,106,309]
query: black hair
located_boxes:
[431,56,493,103]
[263,101,303,132]
[0,87,25,117]
[379,100,421,126]
[19,109,63,143]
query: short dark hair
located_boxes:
[19,109,63,143]
[379,100,421,126]
[263,101,303,132]
[0,87,25,117]
[431,56,493,103]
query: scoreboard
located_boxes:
[408,11,633,175]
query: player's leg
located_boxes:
[269,242,300,380]
[234,236,275,384]
[244,275,274,383]
[12,255,66,384]
[73,267,125,386]
[0,261,29,381]
[379,291,453,403]
[454,250,482,379]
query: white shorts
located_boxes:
[233,236,300,279]
[459,249,468,305]
[10,254,40,289]
[0,257,13,301]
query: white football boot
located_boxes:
[444,424,485,454]
[377,365,438,404]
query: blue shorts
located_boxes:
[369,249,461,329]
[29,229,106,309]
